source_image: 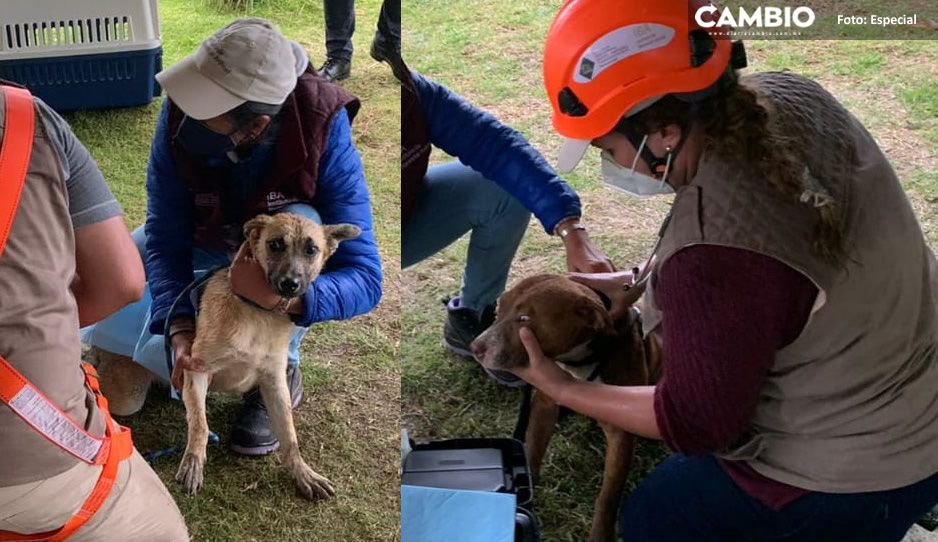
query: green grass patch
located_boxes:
[900,79,938,145]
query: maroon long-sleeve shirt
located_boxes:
[652,245,818,510]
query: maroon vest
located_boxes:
[167,72,360,251]
[401,65,430,225]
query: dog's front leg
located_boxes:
[524,389,560,478]
[260,371,335,500]
[590,423,636,542]
[176,370,210,495]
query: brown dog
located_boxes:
[471,274,661,542]
[175,213,360,500]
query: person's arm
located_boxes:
[73,218,144,326]
[412,72,578,234]
[33,98,144,326]
[292,108,382,326]
[412,72,611,271]
[652,246,816,453]
[516,327,661,439]
[144,100,196,335]
[513,245,817,449]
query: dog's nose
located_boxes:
[278,277,301,296]
[470,340,487,360]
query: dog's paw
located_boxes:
[292,462,335,501]
[175,453,205,495]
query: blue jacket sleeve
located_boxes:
[293,108,383,327]
[146,100,195,335]
[412,71,581,233]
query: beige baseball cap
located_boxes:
[156,18,299,120]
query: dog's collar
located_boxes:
[234,292,273,311]
[556,333,618,382]
[587,288,613,311]
[234,292,295,315]
[555,307,642,382]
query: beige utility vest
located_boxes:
[643,71,938,493]
[0,92,106,486]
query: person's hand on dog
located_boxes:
[229,240,282,310]
[567,270,645,324]
[562,227,616,273]
[510,327,575,397]
[170,330,208,390]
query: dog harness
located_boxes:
[0,85,134,542]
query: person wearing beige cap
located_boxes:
[81,18,383,456]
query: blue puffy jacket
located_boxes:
[412,71,581,233]
[144,101,382,334]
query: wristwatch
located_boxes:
[557,221,587,239]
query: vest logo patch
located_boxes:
[266,191,302,211]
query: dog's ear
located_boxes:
[577,300,613,333]
[322,223,362,254]
[243,214,274,241]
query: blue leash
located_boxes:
[162,267,224,383]
[143,431,220,463]
[142,267,224,464]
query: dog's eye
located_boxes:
[305,239,319,256]
[267,238,286,252]
[517,315,530,323]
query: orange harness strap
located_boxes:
[0,86,33,260]
[0,86,134,542]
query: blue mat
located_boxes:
[401,485,516,542]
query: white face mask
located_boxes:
[599,135,674,198]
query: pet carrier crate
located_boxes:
[0,0,162,111]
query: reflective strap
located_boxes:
[0,383,133,542]
[0,358,104,464]
[0,85,34,262]
[0,358,134,541]
[7,383,102,463]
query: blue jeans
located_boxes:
[619,454,938,542]
[402,161,531,311]
[81,204,321,383]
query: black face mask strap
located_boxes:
[614,118,690,178]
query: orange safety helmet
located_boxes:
[544,0,733,172]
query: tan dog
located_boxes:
[175,213,360,500]
[471,274,661,542]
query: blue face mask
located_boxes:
[175,116,237,157]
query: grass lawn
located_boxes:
[66,1,400,540]
[403,1,938,540]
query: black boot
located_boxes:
[230,365,304,455]
[370,35,405,81]
[318,57,351,82]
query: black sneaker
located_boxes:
[318,57,351,82]
[443,297,525,388]
[230,365,304,456]
[369,36,405,81]
[443,296,495,357]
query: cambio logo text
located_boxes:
[695,5,816,29]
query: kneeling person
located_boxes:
[82,18,382,455]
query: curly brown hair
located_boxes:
[624,75,846,263]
